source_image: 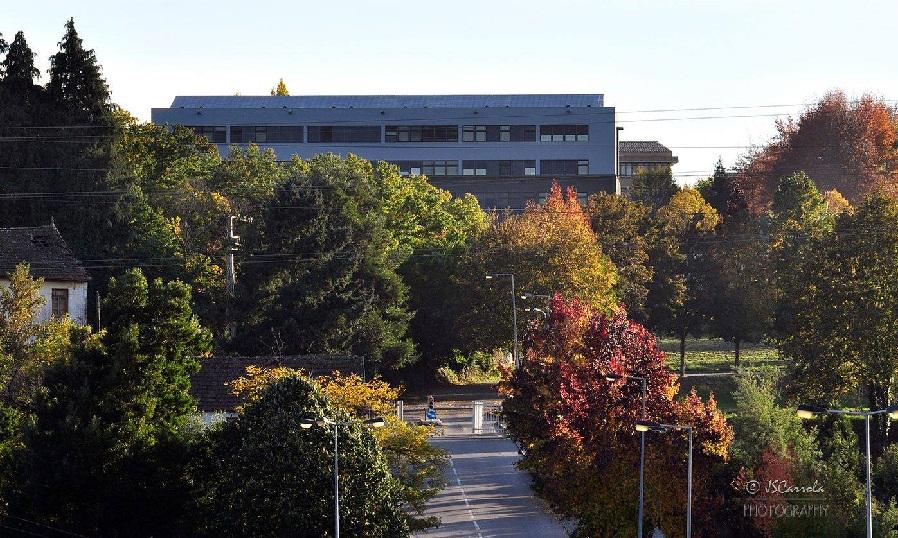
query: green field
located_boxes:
[657,337,784,413]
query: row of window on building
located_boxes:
[190,124,590,144]
[390,159,589,177]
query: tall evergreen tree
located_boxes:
[235,154,416,372]
[0,31,39,98]
[697,159,732,216]
[47,18,110,123]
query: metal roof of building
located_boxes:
[0,225,90,282]
[170,94,605,109]
[618,141,673,154]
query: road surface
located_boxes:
[417,435,569,538]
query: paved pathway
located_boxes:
[417,434,569,538]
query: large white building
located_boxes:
[0,224,90,325]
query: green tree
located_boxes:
[705,191,772,365]
[196,373,409,537]
[5,270,211,537]
[696,159,731,216]
[645,188,718,373]
[47,18,110,123]
[586,192,653,321]
[0,264,74,498]
[768,172,832,338]
[378,163,487,371]
[631,165,679,210]
[235,154,415,371]
[783,194,898,448]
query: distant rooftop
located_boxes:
[170,94,605,109]
[619,140,673,153]
[0,225,90,282]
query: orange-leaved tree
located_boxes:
[501,296,732,537]
[737,91,898,211]
[461,182,617,354]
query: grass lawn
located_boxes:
[657,337,786,414]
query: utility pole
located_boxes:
[225,216,240,339]
[96,290,101,331]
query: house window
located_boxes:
[539,125,589,142]
[620,163,634,176]
[462,160,488,176]
[51,288,69,318]
[578,160,590,175]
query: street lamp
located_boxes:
[608,373,649,538]
[796,404,898,538]
[635,420,693,538]
[520,292,551,301]
[300,416,386,538]
[486,273,519,366]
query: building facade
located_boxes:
[618,140,679,197]
[151,94,619,208]
[0,224,90,325]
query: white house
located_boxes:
[0,224,90,325]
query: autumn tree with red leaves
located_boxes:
[738,91,898,211]
[501,296,732,537]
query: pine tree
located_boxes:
[700,158,731,216]
[47,18,110,122]
[0,31,39,96]
[0,32,7,56]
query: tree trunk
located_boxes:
[679,332,687,377]
[734,338,741,367]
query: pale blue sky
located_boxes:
[5,0,897,183]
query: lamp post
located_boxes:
[520,292,551,301]
[608,373,648,538]
[635,420,693,538]
[796,404,898,538]
[523,306,548,320]
[486,273,518,366]
[300,416,385,538]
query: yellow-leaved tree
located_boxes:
[461,181,617,354]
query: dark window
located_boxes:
[539,125,589,142]
[385,125,458,143]
[541,160,588,176]
[461,160,535,176]
[265,126,304,143]
[51,288,69,318]
[308,126,381,143]
[192,126,227,143]
[462,125,536,142]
